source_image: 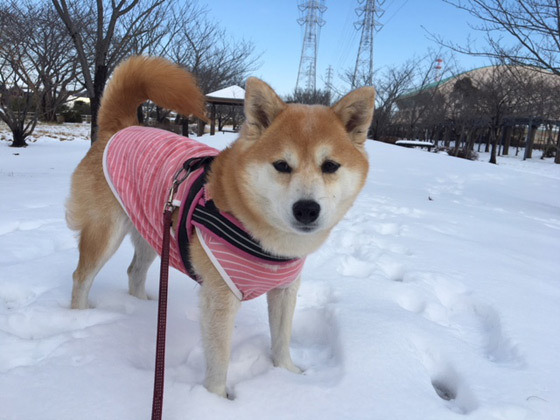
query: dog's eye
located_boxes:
[321,160,340,174]
[273,160,292,174]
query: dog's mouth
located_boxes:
[291,222,319,234]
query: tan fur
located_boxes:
[67,56,374,398]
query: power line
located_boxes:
[334,3,359,70]
[382,0,408,27]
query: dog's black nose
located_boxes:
[292,200,321,224]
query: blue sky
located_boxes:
[205,0,491,96]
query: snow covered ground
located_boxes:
[1,124,559,420]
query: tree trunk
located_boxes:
[453,127,464,156]
[489,128,498,164]
[89,94,100,145]
[90,64,108,144]
[497,129,502,156]
[197,119,206,136]
[502,125,512,155]
[443,126,450,148]
[406,125,413,140]
[210,104,216,135]
[371,120,379,140]
[523,123,537,160]
[10,128,28,148]
[181,117,189,136]
[541,126,553,159]
[554,127,560,164]
[515,127,522,156]
[39,92,59,122]
[466,130,475,153]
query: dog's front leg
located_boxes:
[267,276,302,373]
[199,275,241,398]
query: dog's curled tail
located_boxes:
[97,56,207,142]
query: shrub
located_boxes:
[61,109,83,123]
[447,148,479,160]
[541,145,556,158]
[73,100,90,115]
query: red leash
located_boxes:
[151,162,201,419]
[151,206,173,420]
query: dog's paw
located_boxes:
[274,359,303,374]
[128,289,148,300]
[284,363,303,374]
[70,299,92,310]
[205,382,229,399]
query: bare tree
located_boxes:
[394,51,460,139]
[474,64,521,163]
[0,74,39,148]
[51,0,169,143]
[214,105,244,131]
[440,63,559,163]
[0,5,40,147]
[0,1,83,146]
[447,75,481,155]
[166,2,260,94]
[285,88,331,105]
[438,0,560,76]
[431,0,560,162]
[370,63,415,140]
[17,1,81,122]
[508,64,560,161]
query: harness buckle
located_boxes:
[165,156,215,214]
[165,167,189,213]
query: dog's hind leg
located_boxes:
[71,214,129,309]
[127,228,157,300]
[267,276,302,373]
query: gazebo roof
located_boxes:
[206,85,245,105]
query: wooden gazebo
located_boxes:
[205,86,245,135]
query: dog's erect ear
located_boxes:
[332,87,375,145]
[243,78,286,139]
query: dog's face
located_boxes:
[222,79,374,256]
[242,105,370,236]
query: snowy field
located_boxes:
[1,124,559,420]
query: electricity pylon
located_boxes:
[352,0,384,89]
[296,0,327,92]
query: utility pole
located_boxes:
[352,0,384,89]
[296,0,327,92]
[325,65,334,94]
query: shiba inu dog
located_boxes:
[66,56,374,398]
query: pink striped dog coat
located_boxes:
[103,126,304,300]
